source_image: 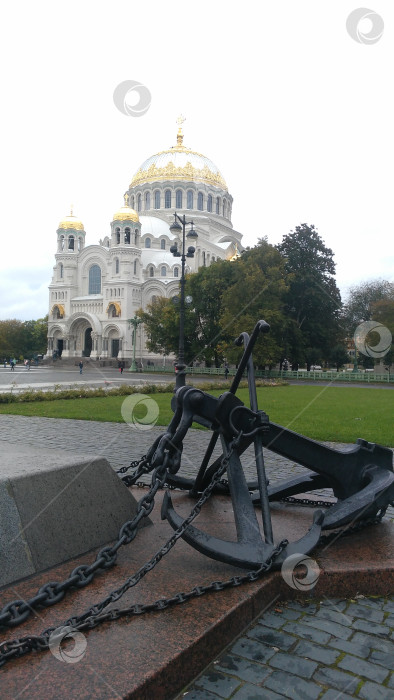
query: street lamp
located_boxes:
[169,212,198,388]
[128,315,142,372]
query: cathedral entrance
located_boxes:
[57,339,63,357]
[111,339,120,357]
[84,328,92,357]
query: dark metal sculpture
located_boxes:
[156,320,394,570]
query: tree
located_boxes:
[276,224,342,367]
[330,344,350,371]
[220,239,289,368]
[342,279,394,335]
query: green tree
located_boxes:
[276,223,342,368]
[330,344,350,371]
[342,279,394,334]
[0,320,25,359]
[220,239,289,368]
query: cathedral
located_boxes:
[47,122,242,363]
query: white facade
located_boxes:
[47,127,242,362]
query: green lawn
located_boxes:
[0,385,392,446]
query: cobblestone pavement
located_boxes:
[0,415,393,699]
[175,595,394,700]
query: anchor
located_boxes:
[161,320,394,570]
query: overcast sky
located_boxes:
[0,1,392,321]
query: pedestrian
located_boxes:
[3,358,6,368]
[79,361,83,374]
[120,363,124,374]
[224,364,229,380]
[10,360,15,371]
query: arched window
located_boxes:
[125,228,130,244]
[133,259,137,274]
[202,251,206,267]
[176,190,183,208]
[174,267,179,277]
[207,195,212,212]
[68,235,74,250]
[216,197,220,214]
[145,192,150,210]
[60,235,65,251]
[152,295,158,304]
[164,190,171,208]
[187,190,193,209]
[223,200,227,217]
[145,237,151,248]
[115,258,119,274]
[149,266,154,277]
[161,266,167,277]
[116,227,120,244]
[197,192,203,211]
[130,196,135,208]
[59,263,63,279]
[137,194,142,212]
[154,191,160,209]
[89,264,101,294]
[160,239,166,250]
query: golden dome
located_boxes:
[58,209,84,231]
[129,122,228,191]
[113,195,139,223]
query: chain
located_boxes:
[0,432,288,669]
[0,455,163,630]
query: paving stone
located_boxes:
[194,670,241,698]
[358,681,394,700]
[295,639,340,665]
[370,649,394,670]
[383,600,394,614]
[264,669,321,700]
[314,606,354,627]
[338,654,388,683]
[247,626,296,652]
[352,619,391,636]
[354,596,385,610]
[216,655,272,685]
[284,621,331,645]
[256,612,286,630]
[387,673,394,689]
[351,631,394,654]
[319,598,348,612]
[346,603,385,623]
[271,607,302,621]
[300,614,352,640]
[313,667,360,694]
[231,684,283,700]
[319,691,355,700]
[286,600,319,614]
[268,650,317,679]
[327,636,370,659]
[383,614,394,628]
[182,690,220,700]
[230,637,276,664]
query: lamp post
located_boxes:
[128,315,142,372]
[169,213,198,388]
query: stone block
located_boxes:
[0,440,150,587]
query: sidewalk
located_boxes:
[0,415,393,699]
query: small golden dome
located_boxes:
[58,208,84,231]
[113,194,139,223]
